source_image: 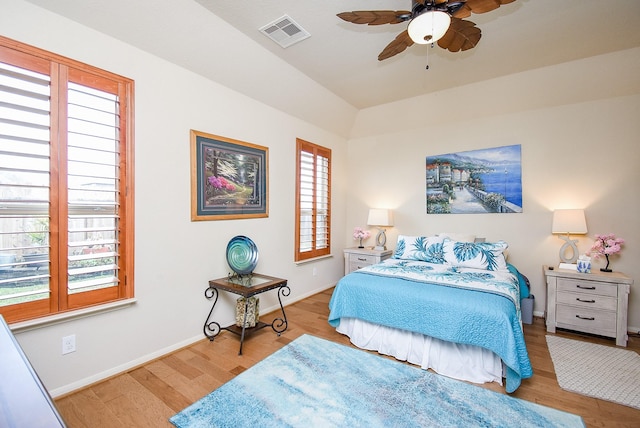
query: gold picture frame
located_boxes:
[190,130,268,221]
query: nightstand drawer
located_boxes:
[557,278,617,297]
[556,305,616,335]
[349,253,377,265]
[349,261,370,272]
[556,291,617,311]
[344,248,393,275]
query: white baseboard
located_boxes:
[49,333,205,398]
[49,282,339,398]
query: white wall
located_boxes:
[345,49,640,330]
[2,0,348,396]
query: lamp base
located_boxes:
[558,235,579,264]
[374,228,387,252]
[600,268,612,273]
[558,263,577,271]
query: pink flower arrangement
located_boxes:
[587,233,624,272]
[588,233,624,258]
[353,227,371,241]
[353,227,371,248]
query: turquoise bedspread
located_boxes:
[328,260,533,392]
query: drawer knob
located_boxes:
[576,315,595,321]
[357,257,367,261]
[576,285,596,290]
[576,298,596,303]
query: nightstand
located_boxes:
[343,247,393,275]
[543,265,633,346]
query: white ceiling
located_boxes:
[24,0,640,111]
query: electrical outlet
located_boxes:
[62,334,76,355]
[312,267,317,276]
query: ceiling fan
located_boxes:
[337,0,516,61]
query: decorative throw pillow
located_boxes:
[442,239,509,271]
[393,235,446,264]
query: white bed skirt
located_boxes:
[336,317,504,386]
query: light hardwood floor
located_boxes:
[55,288,640,427]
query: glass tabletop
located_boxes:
[208,273,287,296]
[227,274,272,287]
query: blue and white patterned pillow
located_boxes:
[393,235,446,264]
[442,239,509,271]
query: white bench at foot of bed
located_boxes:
[336,317,504,386]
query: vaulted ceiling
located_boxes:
[23,0,640,121]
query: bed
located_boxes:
[328,235,533,393]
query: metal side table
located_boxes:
[203,273,289,355]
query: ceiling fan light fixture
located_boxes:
[408,10,451,45]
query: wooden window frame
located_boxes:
[294,138,331,262]
[0,36,134,323]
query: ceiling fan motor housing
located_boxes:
[411,1,467,16]
[409,1,453,44]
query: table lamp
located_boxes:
[367,209,393,251]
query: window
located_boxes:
[0,36,134,323]
[295,138,331,261]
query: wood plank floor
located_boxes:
[55,288,640,427]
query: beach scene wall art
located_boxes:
[426,145,523,214]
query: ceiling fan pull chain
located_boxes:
[425,43,434,70]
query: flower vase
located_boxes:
[358,238,364,249]
[600,254,612,272]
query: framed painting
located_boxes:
[191,130,268,221]
[426,144,523,214]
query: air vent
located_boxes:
[259,15,310,48]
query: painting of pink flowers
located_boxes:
[191,130,268,220]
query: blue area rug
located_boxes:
[170,334,584,427]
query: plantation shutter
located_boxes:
[295,138,331,261]
[0,53,52,311]
[66,76,121,299]
[0,37,133,323]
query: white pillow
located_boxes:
[442,239,509,271]
[438,232,476,243]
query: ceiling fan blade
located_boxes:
[337,10,411,25]
[437,18,481,52]
[453,0,516,19]
[378,30,415,61]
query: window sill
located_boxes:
[9,298,137,334]
[295,254,333,265]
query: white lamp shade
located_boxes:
[367,209,394,227]
[551,209,587,234]
[408,10,451,45]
